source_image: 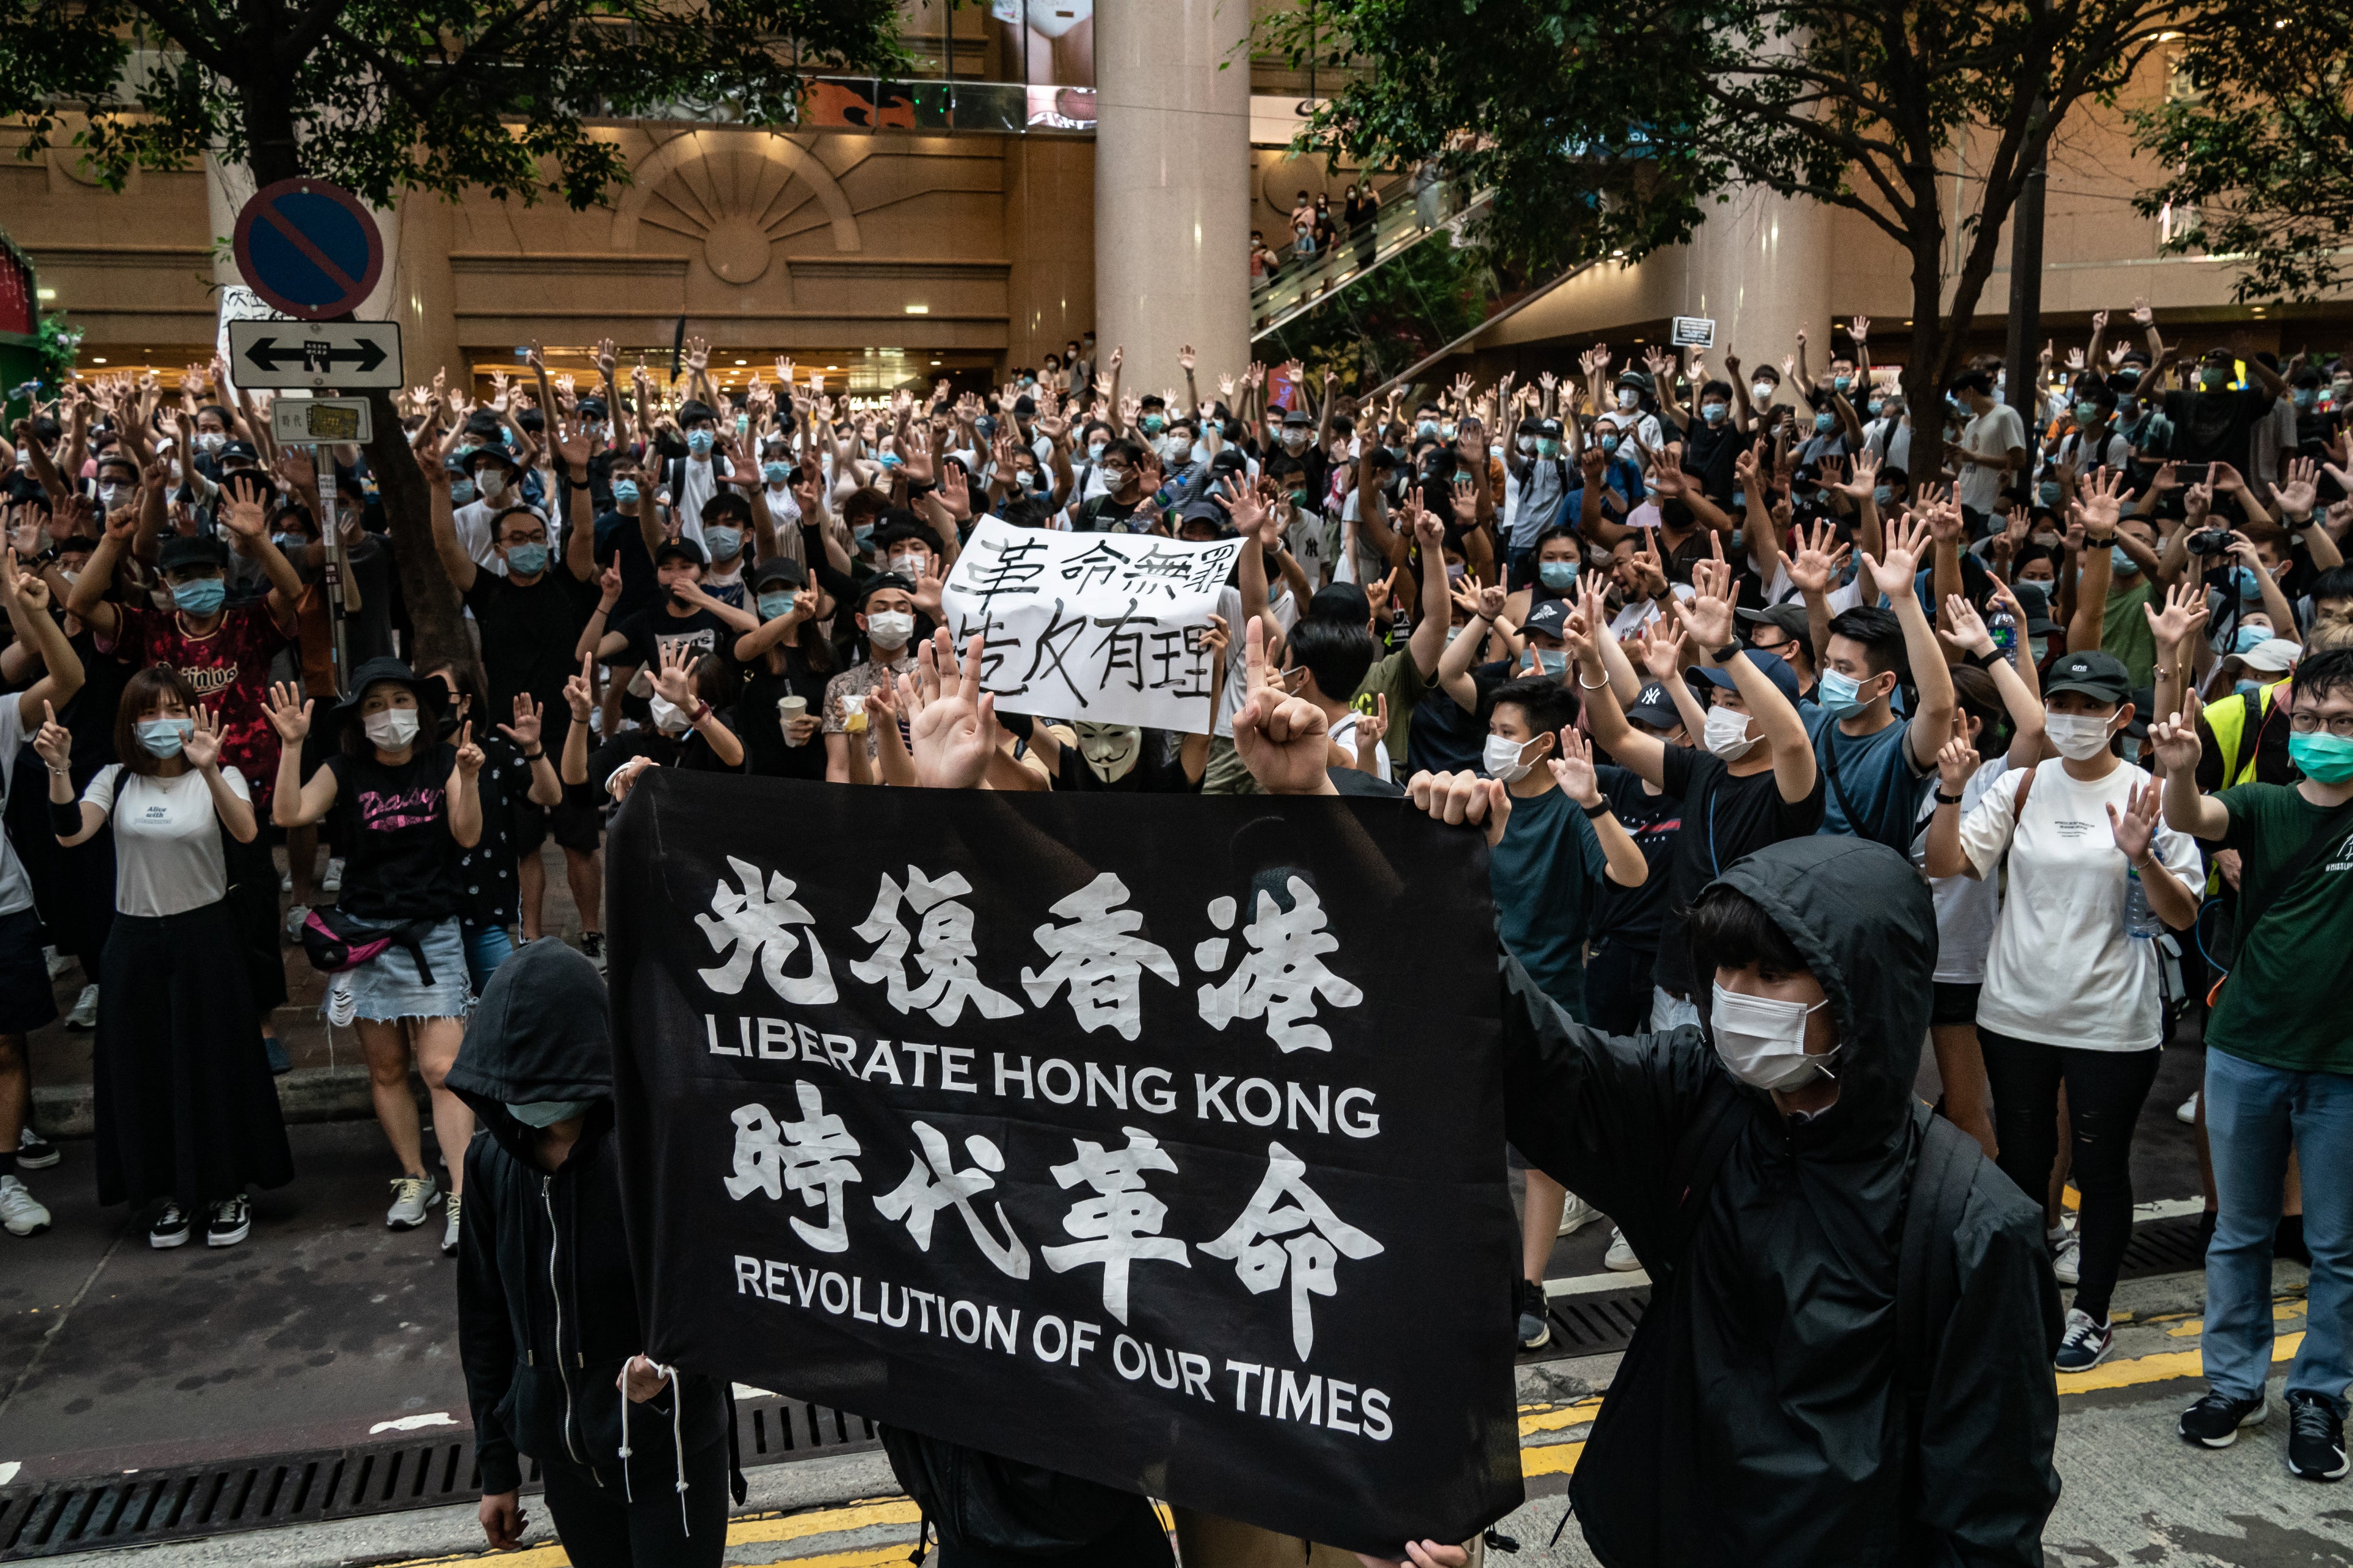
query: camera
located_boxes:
[2185,528,2235,555]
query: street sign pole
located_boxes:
[317,453,350,697]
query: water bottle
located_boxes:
[2123,863,2162,939]
[1988,600,2018,662]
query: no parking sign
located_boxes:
[231,180,385,322]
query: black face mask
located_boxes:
[437,704,468,739]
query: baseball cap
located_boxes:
[1735,603,1809,643]
[1308,582,1371,625]
[1695,648,1803,706]
[1523,598,1571,642]
[1627,682,1683,731]
[157,535,231,574]
[653,537,708,568]
[2042,650,2132,704]
[1280,407,1314,429]
[752,557,807,590]
[2009,581,2058,634]
[2234,638,2300,675]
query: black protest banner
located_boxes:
[608,771,1522,1554]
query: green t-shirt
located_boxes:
[2207,783,2353,1075]
[2101,577,2157,688]
[1351,643,1428,766]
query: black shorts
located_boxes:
[0,905,59,1035]
[514,793,603,855]
[1930,980,1981,1029]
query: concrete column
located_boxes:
[1004,138,1097,376]
[391,193,465,390]
[1094,0,1251,398]
[1677,187,1835,383]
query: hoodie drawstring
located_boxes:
[618,1361,694,1536]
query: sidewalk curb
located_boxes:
[33,1067,413,1138]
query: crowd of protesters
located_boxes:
[0,299,2347,1562]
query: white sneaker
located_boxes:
[64,983,98,1030]
[441,1193,462,1257]
[2177,1092,2198,1126]
[1558,1195,1602,1237]
[43,944,72,979]
[279,866,292,894]
[1604,1226,1642,1272]
[322,858,345,894]
[386,1174,441,1230]
[286,903,313,943]
[206,1192,250,1248]
[2053,1233,2081,1286]
[1,1174,52,1237]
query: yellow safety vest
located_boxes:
[2205,677,2288,792]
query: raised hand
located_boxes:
[1935,720,1980,794]
[1177,344,1197,373]
[1940,593,1995,658]
[898,629,997,790]
[32,700,71,773]
[264,680,313,742]
[184,705,225,771]
[685,335,710,374]
[2269,455,2319,519]
[1547,724,1604,807]
[564,652,597,723]
[2142,579,2210,654]
[1669,557,1737,650]
[500,693,545,751]
[453,720,485,777]
[1638,619,1687,681]
[1862,509,1932,596]
[1231,615,1333,795]
[2147,692,2204,775]
[652,638,697,708]
[2106,777,2162,864]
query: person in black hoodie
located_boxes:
[449,938,735,1566]
[1402,766,2065,1565]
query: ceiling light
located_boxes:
[91,357,106,364]
[905,305,929,315]
[735,359,747,365]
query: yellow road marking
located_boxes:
[726,1499,920,1545]
[1523,1440,1583,1477]
[2057,1331,2303,1395]
[1519,1397,1603,1435]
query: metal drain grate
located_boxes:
[0,1393,878,1561]
[1521,1287,1649,1365]
[2119,1213,2207,1280]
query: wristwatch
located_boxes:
[1706,640,1741,665]
[1934,789,1964,806]
[1580,800,1613,819]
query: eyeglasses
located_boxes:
[2288,713,2353,739]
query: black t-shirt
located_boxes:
[464,566,603,748]
[568,720,743,813]
[325,743,462,922]
[1406,659,1509,779]
[1074,494,1149,532]
[594,511,661,625]
[1680,420,1743,504]
[1048,728,1197,793]
[612,605,735,672]
[1652,743,1826,995]
[59,620,133,779]
[455,733,533,927]
[2163,387,2278,472]
[738,648,833,781]
[1590,763,1683,947]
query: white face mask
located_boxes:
[2043,712,2117,761]
[1711,982,1835,1091]
[865,610,915,649]
[1703,705,1757,759]
[1482,732,1538,784]
[477,470,507,501]
[886,551,926,578]
[1075,721,1143,782]
[1752,381,1775,403]
[647,693,693,734]
[363,708,422,749]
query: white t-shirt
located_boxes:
[1608,584,1695,641]
[1213,584,1301,739]
[1912,755,2009,983]
[0,700,34,916]
[1957,403,2027,513]
[453,497,503,574]
[85,763,252,918]
[1327,710,1392,782]
[1957,760,2203,1049]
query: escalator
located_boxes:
[1249,181,1492,342]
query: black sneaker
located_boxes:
[2054,1307,2113,1373]
[2178,1390,2267,1448]
[17,1125,59,1170]
[205,1193,250,1248]
[579,931,607,973]
[1515,1277,1552,1351]
[149,1200,191,1249]
[2286,1391,2348,1481]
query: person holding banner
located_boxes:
[449,938,736,1566]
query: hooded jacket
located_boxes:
[449,939,729,1494]
[1503,836,2061,1567]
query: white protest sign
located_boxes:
[1670,315,1716,348]
[942,517,1244,732]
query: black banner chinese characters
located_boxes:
[608,771,1522,1553]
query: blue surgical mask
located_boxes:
[1866,398,1885,417]
[271,532,304,554]
[757,590,797,620]
[853,524,875,552]
[704,526,743,561]
[2110,545,2141,576]
[2232,565,2262,600]
[762,461,791,485]
[2294,388,2319,411]
[450,479,476,505]
[1833,376,1852,394]
[612,479,641,504]
[136,716,194,758]
[1417,419,1438,439]
[1536,438,1559,458]
[1141,414,1166,435]
[735,414,750,434]
[1702,403,1729,426]
[1538,561,1578,589]
[1872,485,1893,507]
[1816,667,1873,717]
[2074,401,2100,423]
[504,542,549,576]
[2039,481,2062,508]
[2230,623,2269,654]
[1599,434,1620,455]
[686,429,716,455]
[172,578,225,616]
[1534,648,1569,676]
[2199,368,2231,391]
[1813,411,1835,433]
[1087,441,1107,461]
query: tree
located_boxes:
[2128,13,2353,304]
[0,0,902,672]
[1263,0,2232,464]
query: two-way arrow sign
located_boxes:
[226,319,403,390]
